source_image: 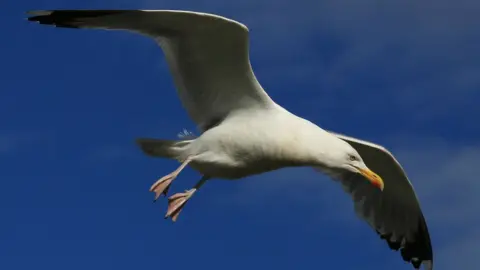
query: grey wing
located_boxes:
[330,132,433,270]
[27,9,276,132]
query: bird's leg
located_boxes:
[150,157,192,202]
[165,175,210,222]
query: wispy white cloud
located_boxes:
[135,0,480,122]
[105,3,479,265]
[226,134,480,269]
[66,2,478,267]
[387,136,480,270]
[436,227,480,269]
[392,138,480,228]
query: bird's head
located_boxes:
[317,137,384,191]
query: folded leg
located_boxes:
[165,175,210,222]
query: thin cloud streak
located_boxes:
[65,0,479,134]
[39,2,478,268]
[226,134,480,269]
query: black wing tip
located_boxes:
[26,10,76,28]
[26,10,126,28]
[377,214,433,270]
[26,10,51,24]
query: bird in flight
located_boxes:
[27,9,433,270]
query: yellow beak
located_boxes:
[358,167,384,191]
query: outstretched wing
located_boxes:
[330,131,433,270]
[27,10,277,132]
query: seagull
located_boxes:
[27,9,433,270]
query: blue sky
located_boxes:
[1,0,480,269]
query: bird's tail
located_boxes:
[136,138,192,160]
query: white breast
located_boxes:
[186,107,324,179]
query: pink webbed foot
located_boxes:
[149,158,193,202]
[150,173,177,202]
[165,189,196,222]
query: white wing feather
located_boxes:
[27,10,277,131]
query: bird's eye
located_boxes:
[349,155,357,161]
